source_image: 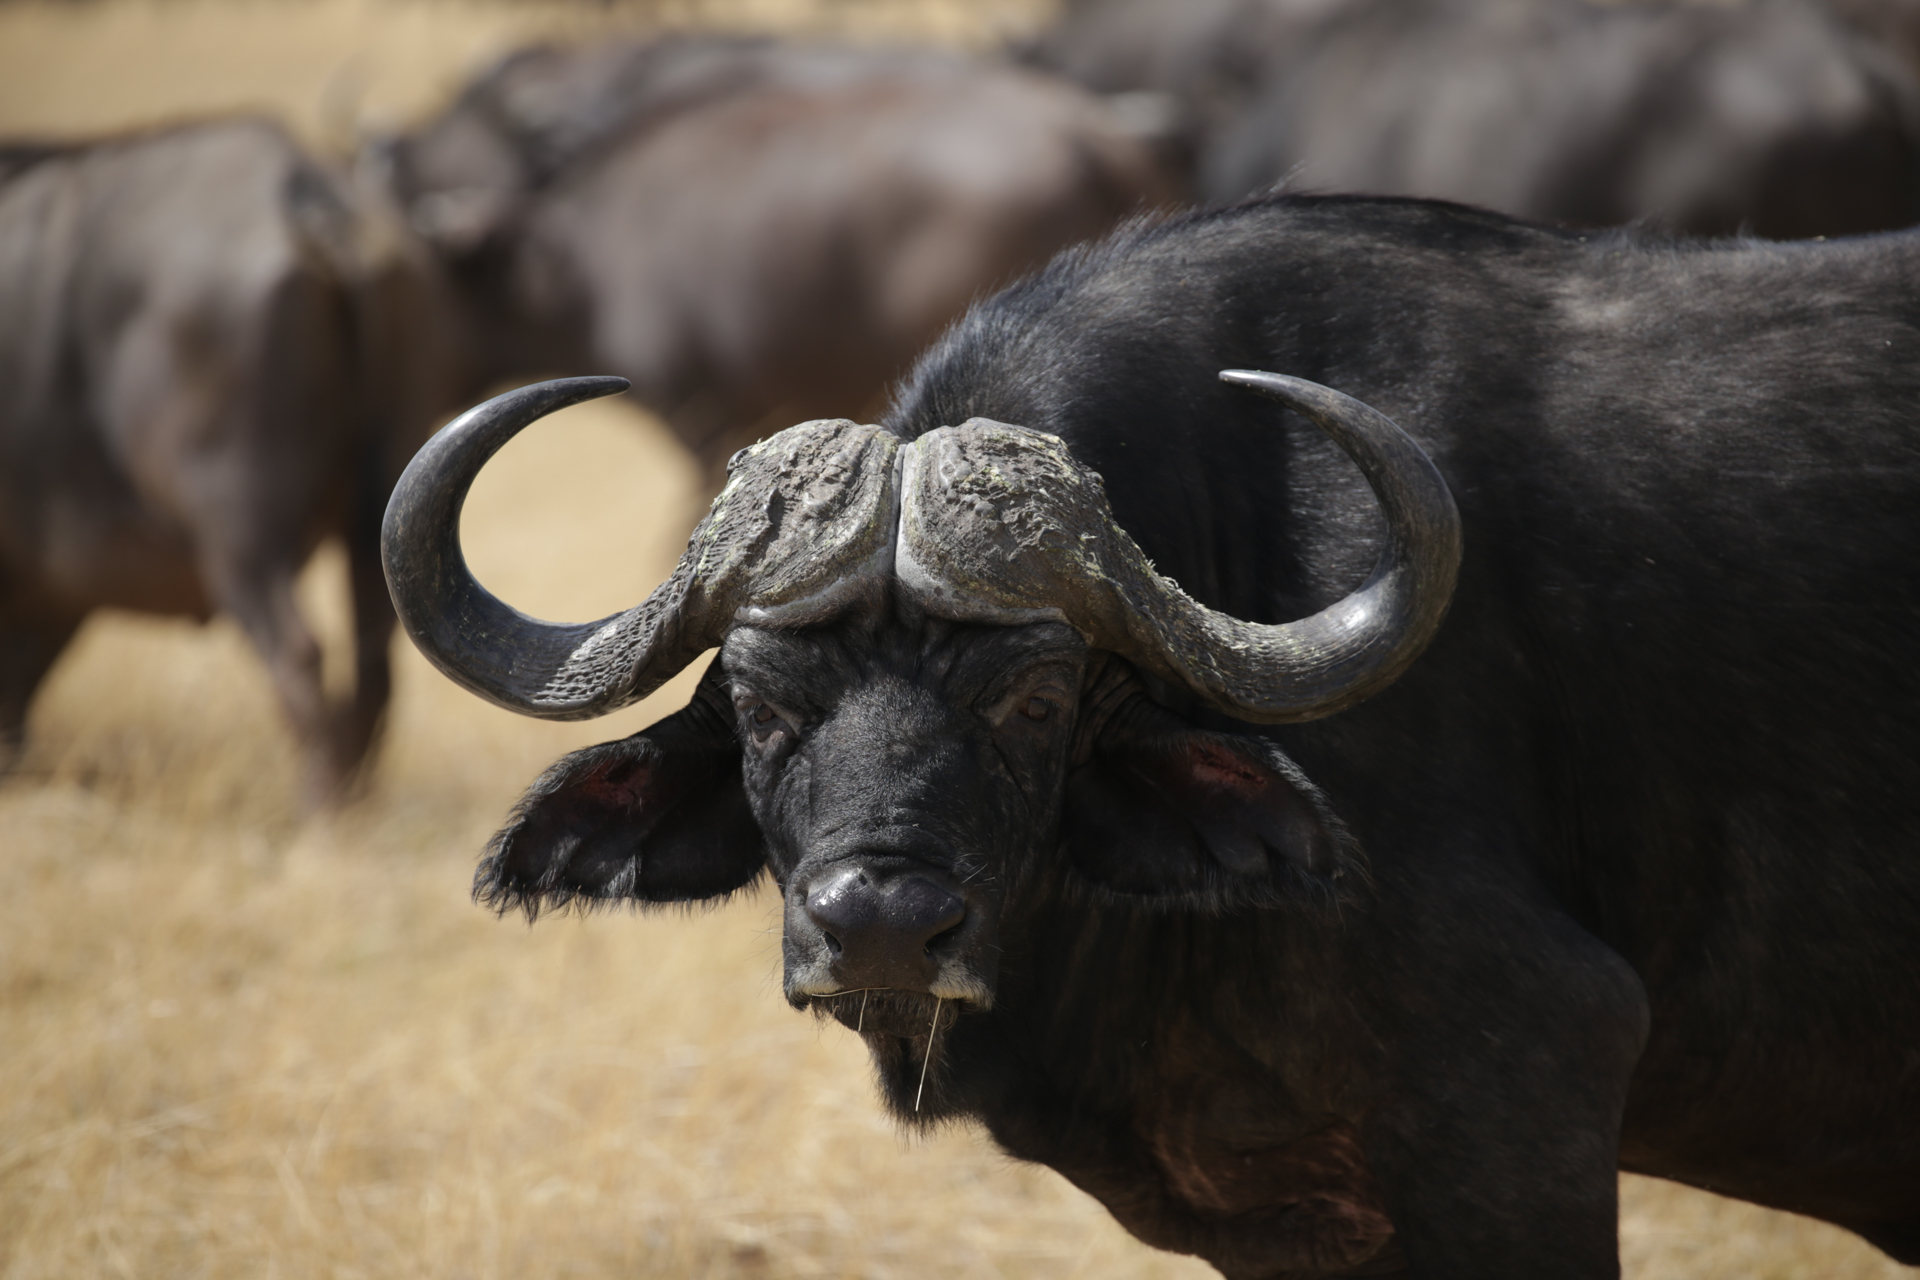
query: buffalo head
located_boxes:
[382,372,1459,1115]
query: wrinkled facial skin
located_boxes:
[721,616,1087,1052]
[481,606,1350,1121]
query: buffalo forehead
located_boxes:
[894,419,1086,626]
[701,415,1173,643]
[704,418,900,624]
[723,617,1085,714]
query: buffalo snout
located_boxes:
[784,861,996,1012]
[805,867,965,987]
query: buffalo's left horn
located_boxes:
[894,370,1461,724]
[382,377,900,719]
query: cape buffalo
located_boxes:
[377,35,1174,475]
[0,116,457,800]
[384,196,1920,1275]
[1825,0,1920,78]
[1032,0,1920,239]
[1018,0,1343,179]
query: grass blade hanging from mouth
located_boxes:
[915,998,943,1113]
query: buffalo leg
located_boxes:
[165,260,365,806]
[198,547,343,806]
[0,604,85,776]
[339,450,395,780]
[1357,889,1650,1279]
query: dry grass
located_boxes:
[1,1,1915,1276]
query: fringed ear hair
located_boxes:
[1062,686,1364,913]
[475,668,766,918]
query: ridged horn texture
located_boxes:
[893,370,1461,723]
[382,376,900,719]
[388,370,1459,727]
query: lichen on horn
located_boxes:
[381,376,899,720]
[894,370,1462,723]
[388,371,1457,726]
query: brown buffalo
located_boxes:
[1018,0,1343,181]
[1031,0,1920,240]
[1825,0,1920,77]
[0,116,458,801]
[379,35,1177,474]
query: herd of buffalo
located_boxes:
[10,0,1920,1275]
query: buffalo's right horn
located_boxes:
[894,371,1461,724]
[381,377,900,719]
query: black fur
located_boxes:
[492,194,1920,1277]
[475,665,766,917]
[1063,659,1363,913]
[878,194,1920,1275]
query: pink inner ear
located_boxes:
[577,759,655,810]
[1182,741,1270,795]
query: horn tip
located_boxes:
[551,374,631,399]
[1220,368,1338,414]
[1219,368,1297,391]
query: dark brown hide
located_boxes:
[385,37,1177,475]
[1032,0,1920,239]
[0,117,460,800]
[1824,0,1920,81]
[1134,1012,1397,1275]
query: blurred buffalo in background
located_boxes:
[376,34,1177,475]
[0,116,459,801]
[1825,0,1920,78]
[1027,0,1920,239]
[1016,0,1340,182]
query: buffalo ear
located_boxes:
[1062,701,1361,910]
[475,674,764,918]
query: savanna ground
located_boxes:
[0,1,1914,1276]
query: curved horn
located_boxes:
[383,377,901,720]
[894,370,1461,723]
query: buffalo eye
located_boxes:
[733,695,794,746]
[1021,696,1051,722]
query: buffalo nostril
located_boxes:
[925,921,964,956]
[890,877,964,935]
[802,866,967,988]
[805,869,882,937]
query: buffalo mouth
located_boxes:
[808,987,972,1039]
[809,989,971,1114]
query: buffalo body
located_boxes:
[1032,0,1920,239]
[0,117,455,797]
[389,199,1920,1271]
[382,35,1175,473]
